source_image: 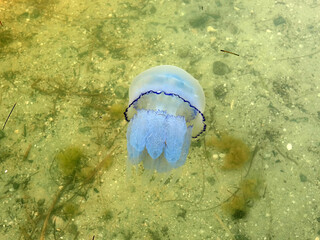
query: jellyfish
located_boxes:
[124,65,205,172]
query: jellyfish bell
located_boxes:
[124,65,206,173]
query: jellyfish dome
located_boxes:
[124,65,206,172]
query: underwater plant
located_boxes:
[124,65,206,172]
[240,178,261,200]
[55,146,83,177]
[222,177,263,220]
[61,202,81,220]
[35,146,116,240]
[207,135,251,169]
[222,194,247,220]
[106,102,127,120]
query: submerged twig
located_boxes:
[2,102,16,130]
[213,213,234,238]
[40,181,71,240]
[23,144,32,161]
[244,144,259,178]
[274,145,298,165]
[80,146,117,187]
[277,49,320,61]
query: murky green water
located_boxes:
[0,0,319,239]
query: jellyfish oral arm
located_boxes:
[126,109,192,172]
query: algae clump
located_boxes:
[56,146,83,177]
[222,177,264,219]
[206,135,251,170]
[62,202,81,220]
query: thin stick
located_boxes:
[274,145,298,165]
[277,49,320,61]
[23,144,32,161]
[220,49,240,56]
[2,102,17,130]
[244,144,259,178]
[213,213,234,238]
[40,183,69,240]
[80,145,117,186]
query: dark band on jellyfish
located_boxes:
[124,90,206,138]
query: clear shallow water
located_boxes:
[0,0,319,239]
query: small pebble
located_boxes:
[299,173,307,182]
[212,61,231,75]
[207,26,217,33]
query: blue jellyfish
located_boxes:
[124,65,205,172]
